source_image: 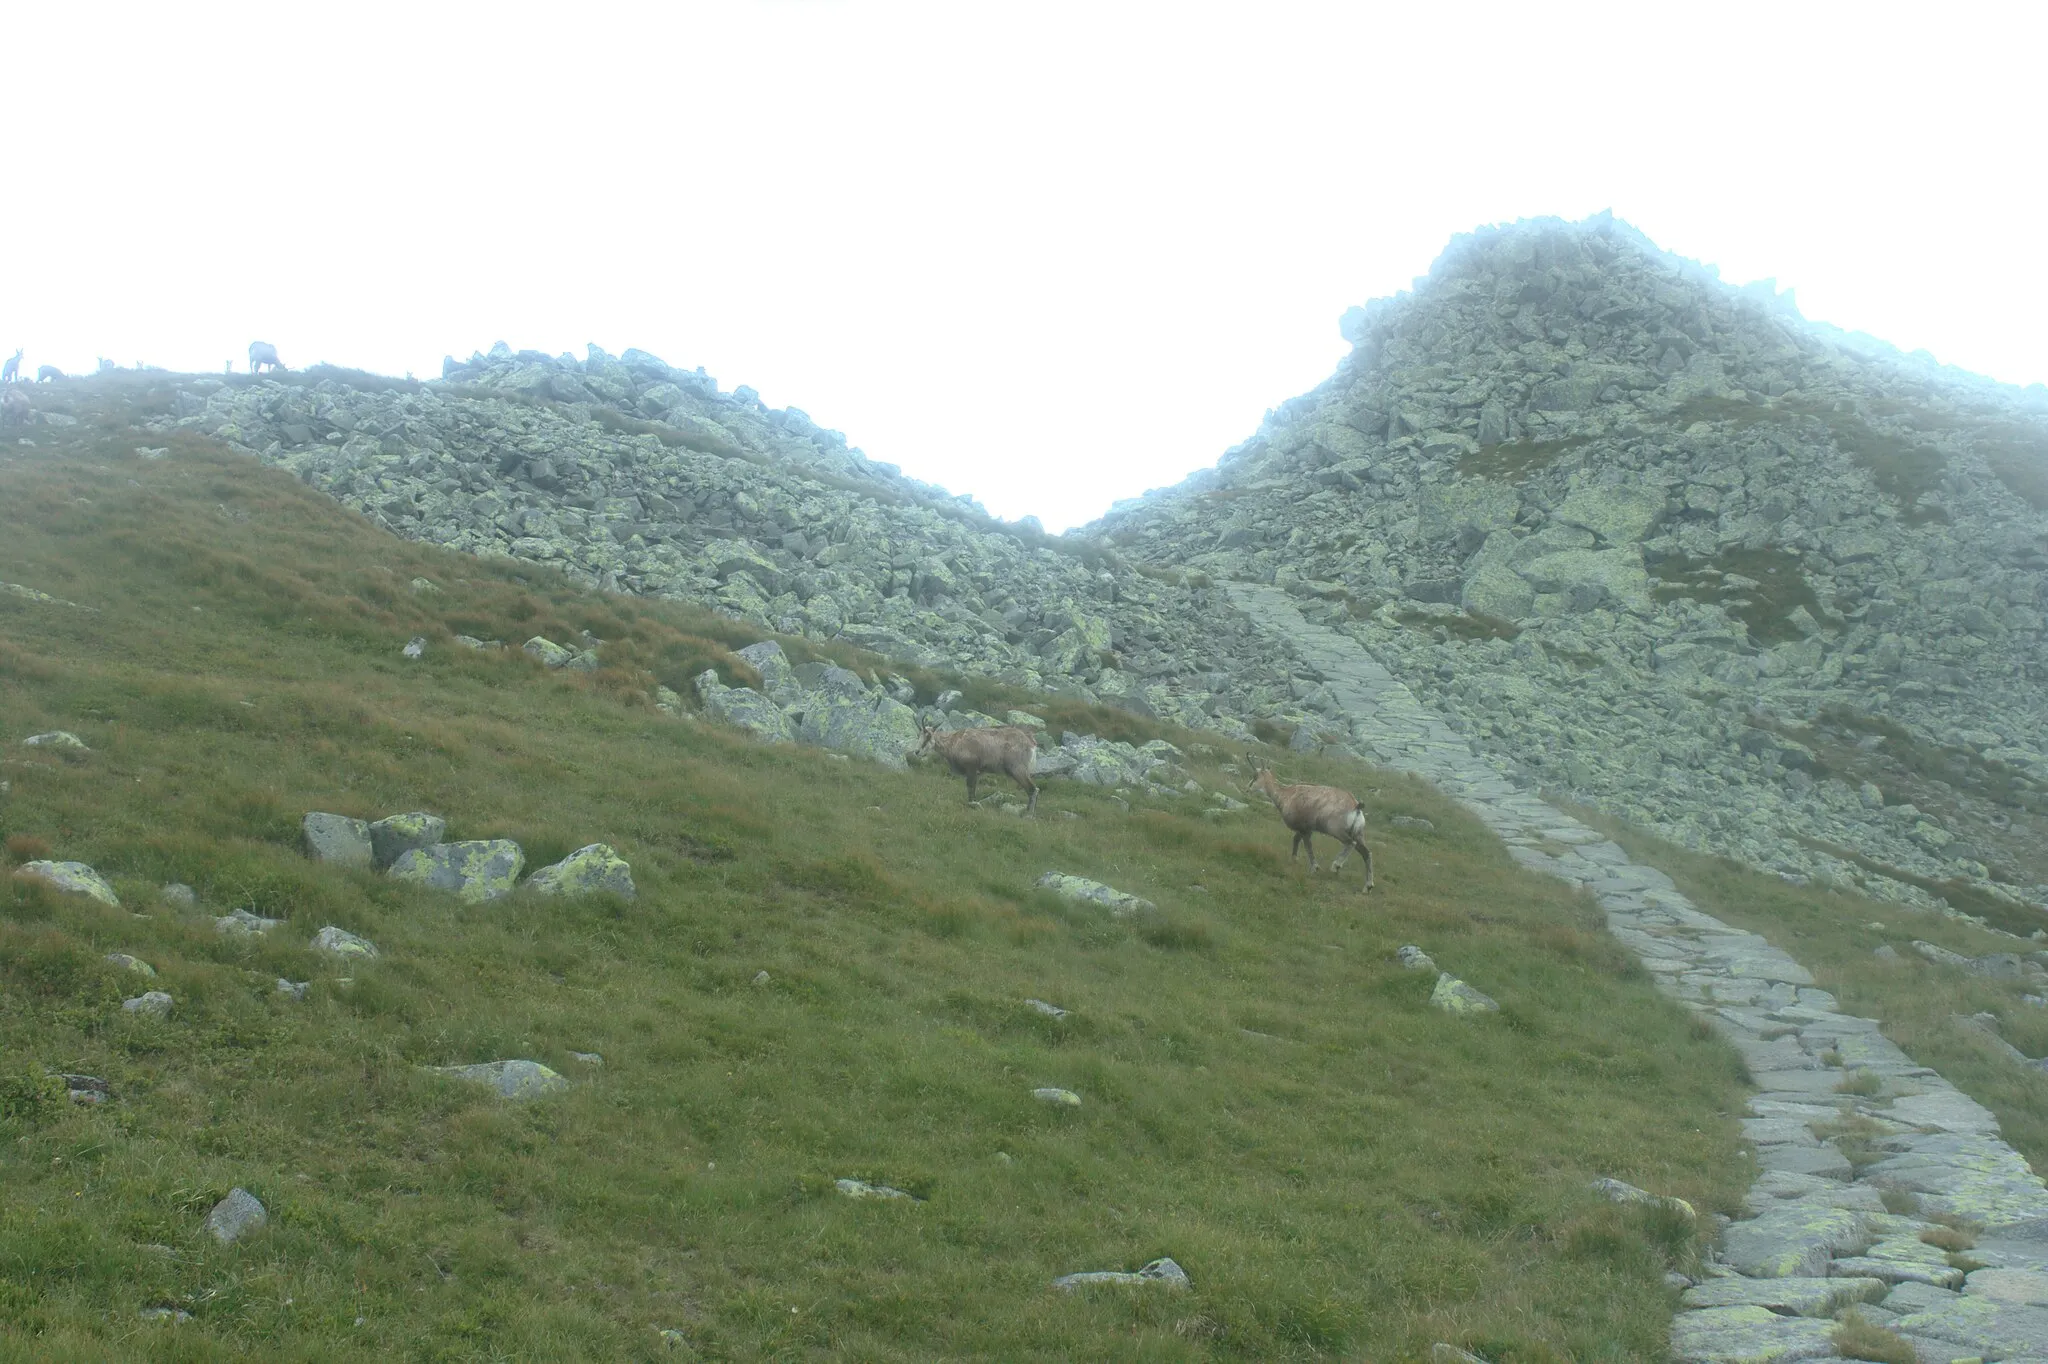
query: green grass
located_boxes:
[0,415,1754,1359]
[1456,437,1589,481]
[1674,396,1951,524]
[1649,547,1823,646]
[1572,806,2048,1174]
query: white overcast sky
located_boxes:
[7,2,2044,529]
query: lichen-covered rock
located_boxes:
[1032,1087,1082,1107]
[1034,872,1156,917]
[525,844,635,900]
[122,991,173,1019]
[1589,1176,1694,1220]
[735,639,800,701]
[1429,973,1499,1015]
[217,908,284,936]
[1719,1205,1866,1278]
[388,840,524,903]
[695,670,795,743]
[13,860,120,906]
[367,812,447,870]
[1053,1257,1189,1291]
[792,689,920,770]
[522,636,576,668]
[312,925,378,958]
[160,882,197,909]
[1677,1274,1884,1316]
[1395,945,1437,972]
[423,1059,567,1100]
[1667,1305,1837,1364]
[835,1178,915,1201]
[104,953,154,977]
[301,812,372,868]
[22,730,89,752]
[203,1188,267,1244]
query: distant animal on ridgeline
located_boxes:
[1,349,20,383]
[915,724,1040,814]
[35,364,62,383]
[248,341,283,373]
[1252,765,1373,891]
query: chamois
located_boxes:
[1,349,20,383]
[248,341,283,373]
[916,724,1040,814]
[1252,765,1373,891]
[34,364,61,382]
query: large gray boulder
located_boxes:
[302,813,373,868]
[387,840,525,903]
[203,1188,267,1244]
[695,670,795,743]
[525,844,635,900]
[423,1059,567,1100]
[367,812,447,870]
[13,860,120,906]
[735,639,801,702]
[792,689,920,770]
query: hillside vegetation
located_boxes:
[0,418,1750,1359]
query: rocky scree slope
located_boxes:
[1091,214,2048,920]
[124,347,1285,743]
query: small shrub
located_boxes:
[1920,1220,1976,1253]
[1878,1185,1919,1215]
[3,834,52,865]
[0,1063,66,1129]
[1138,915,1217,953]
[1835,1069,1882,1096]
[1833,1311,1920,1364]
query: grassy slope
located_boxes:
[0,409,1750,1361]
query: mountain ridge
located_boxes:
[10,213,2046,920]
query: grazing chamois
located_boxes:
[248,341,283,373]
[1,349,20,383]
[34,364,61,383]
[916,723,1040,814]
[1252,765,1373,891]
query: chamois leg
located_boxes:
[1356,841,1374,892]
[1018,771,1038,816]
[1299,831,1318,872]
[964,772,979,804]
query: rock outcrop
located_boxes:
[150,345,1290,742]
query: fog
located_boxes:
[6,2,2042,528]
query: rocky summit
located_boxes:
[38,214,2048,914]
[1093,214,2048,916]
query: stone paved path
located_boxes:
[1227,582,2048,1363]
